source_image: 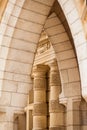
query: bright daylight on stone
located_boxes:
[0,0,87,130]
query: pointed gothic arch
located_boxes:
[0,0,87,129]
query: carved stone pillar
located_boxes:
[49,61,65,130]
[33,65,49,130]
[66,98,81,130]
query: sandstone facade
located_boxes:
[0,0,87,130]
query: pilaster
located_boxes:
[66,98,81,130]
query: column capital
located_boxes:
[48,59,58,71]
[32,65,49,78]
[59,96,81,107]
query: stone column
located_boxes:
[66,98,81,130]
[49,61,65,130]
[33,65,49,130]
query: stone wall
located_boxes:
[0,0,87,130]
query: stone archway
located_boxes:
[44,12,83,130]
[0,0,87,102]
[24,31,66,130]
[24,9,83,128]
[44,11,81,103]
[0,0,87,130]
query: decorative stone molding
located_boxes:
[37,39,51,55]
